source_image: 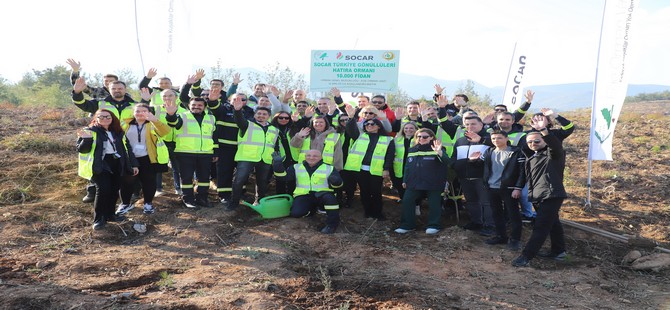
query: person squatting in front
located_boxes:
[273,149,343,234]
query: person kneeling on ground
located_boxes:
[273,150,343,234]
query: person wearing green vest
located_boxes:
[227,97,279,211]
[273,150,343,234]
[73,78,137,203]
[290,115,343,171]
[271,111,297,195]
[390,122,418,206]
[140,88,186,196]
[164,97,218,209]
[115,104,171,216]
[395,128,450,235]
[344,116,395,220]
[77,109,138,230]
[138,67,182,107]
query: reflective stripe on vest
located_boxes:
[174,112,216,154]
[77,131,97,180]
[235,122,279,164]
[343,134,391,176]
[296,132,339,165]
[215,120,239,145]
[293,163,334,197]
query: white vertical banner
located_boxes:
[501,42,529,111]
[588,0,641,160]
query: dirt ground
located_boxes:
[0,102,669,309]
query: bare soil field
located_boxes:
[0,102,668,309]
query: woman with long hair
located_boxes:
[290,115,343,170]
[343,113,395,220]
[271,111,297,194]
[115,103,171,216]
[77,109,138,230]
[391,121,418,203]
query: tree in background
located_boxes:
[454,80,494,113]
[247,62,308,95]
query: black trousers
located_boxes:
[489,188,522,241]
[91,155,122,223]
[338,169,357,203]
[121,156,157,204]
[291,192,340,228]
[177,153,213,203]
[357,170,384,219]
[216,146,237,200]
[522,198,566,259]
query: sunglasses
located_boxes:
[240,98,248,102]
[276,116,290,120]
[417,135,431,139]
[371,101,384,104]
[527,139,543,144]
[364,122,377,126]
[97,115,112,120]
[364,112,376,115]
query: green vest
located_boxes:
[99,101,134,127]
[393,136,413,177]
[436,126,464,158]
[293,163,334,197]
[343,134,391,176]
[235,122,279,164]
[293,132,339,166]
[153,104,186,142]
[78,131,97,180]
[508,132,526,146]
[174,112,216,154]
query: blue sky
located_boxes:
[1,0,668,88]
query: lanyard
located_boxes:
[107,131,118,153]
[135,122,146,143]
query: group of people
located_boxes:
[71,59,574,267]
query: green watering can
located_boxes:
[241,194,293,219]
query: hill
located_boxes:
[0,102,668,309]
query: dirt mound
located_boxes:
[0,104,668,309]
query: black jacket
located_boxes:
[403,143,449,191]
[451,128,491,179]
[522,133,567,202]
[76,126,137,176]
[470,146,526,190]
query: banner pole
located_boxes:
[501,42,517,106]
[585,0,609,208]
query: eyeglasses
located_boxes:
[527,139,543,144]
[240,99,248,102]
[276,116,290,120]
[417,135,431,139]
[97,115,112,120]
[371,101,384,104]
[364,122,377,126]
[364,112,376,115]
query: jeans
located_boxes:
[231,161,271,208]
[121,156,157,204]
[520,184,536,218]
